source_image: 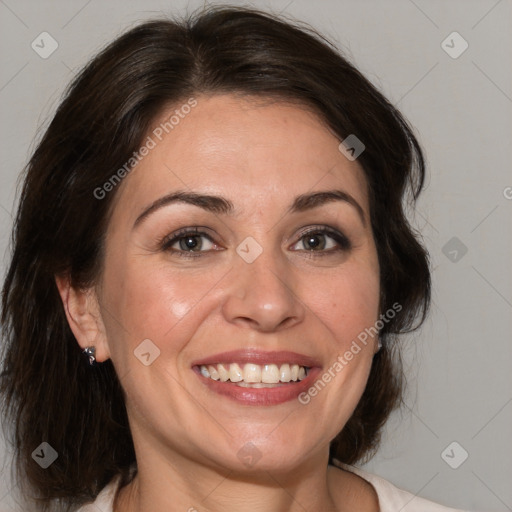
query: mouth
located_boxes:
[196,362,309,387]
[191,350,322,405]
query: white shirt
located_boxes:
[76,461,469,512]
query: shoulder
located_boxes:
[331,459,469,512]
[74,475,121,512]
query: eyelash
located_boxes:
[159,226,351,259]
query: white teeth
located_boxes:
[279,364,291,382]
[199,362,309,384]
[229,363,243,382]
[243,363,261,383]
[217,363,230,382]
[262,364,280,384]
[208,365,220,380]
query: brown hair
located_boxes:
[0,5,430,511]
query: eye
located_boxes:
[290,226,351,254]
[160,228,220,257]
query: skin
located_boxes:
[57,94,381,511]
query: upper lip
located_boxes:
[191,349,321,368]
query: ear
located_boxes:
[55,274,111,363]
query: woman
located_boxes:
[0,6,468,512]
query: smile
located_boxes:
[198,363,309,387]
[191,350,321,405]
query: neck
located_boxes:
[114,446,346,512]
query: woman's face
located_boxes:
[95,94,380,473]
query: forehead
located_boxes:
[112,94,369,220]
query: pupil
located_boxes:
[307,234,324,250]
[181,236,200,250]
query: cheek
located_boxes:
[101,256,226,357]
[299,263,379,416]
[290,260,380,437]
[303,260,380,347]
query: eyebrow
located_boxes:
[133,189,366,228]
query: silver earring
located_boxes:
[377,339,382,351]
[83,346,96,365]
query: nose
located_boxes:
[221,246,305,333]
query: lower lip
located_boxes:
[193,367,322,406]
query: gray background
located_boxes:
[0,0,510,511]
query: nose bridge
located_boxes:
[222,238,303,331]
[240,242,286,295]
